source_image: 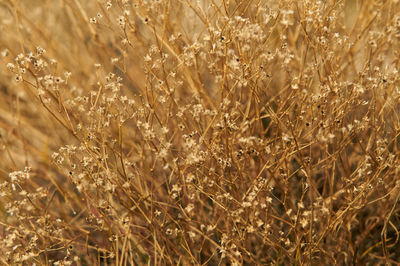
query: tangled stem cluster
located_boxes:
[1,0,400,264]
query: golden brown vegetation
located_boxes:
[1,0,400,264]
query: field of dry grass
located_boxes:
[1,0,400,264]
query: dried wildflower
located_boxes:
[117,16,126,28]
[6,63,15,70]
[14,75,22,82]
[1,49,9,57]
[0,1,399,265]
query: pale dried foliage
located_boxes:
[1,0,400,265]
